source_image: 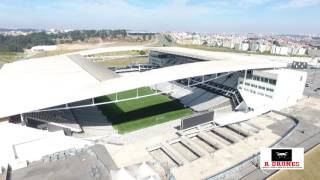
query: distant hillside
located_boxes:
[0,29,127,52]
[0,28,39,32]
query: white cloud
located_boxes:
[185,0,270,9]
[276,0,320,9]
[44,0,222,30]
[238,0,271,7]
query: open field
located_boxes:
[95,87,193,133]
[26,39,154,58]
[28,49,85,58]
[102,39,156,47]
[0,52,24,64]
[97,57,149,67]
[58,39,156,50]
[269,144,320,180]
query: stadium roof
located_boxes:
[68,45,146,56]
[150,47,312,62]
[0,47,287,118]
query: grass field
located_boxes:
[269,144,320,180]
[95,87,193,133]
[29,49,84,58]
[0,51,24,64]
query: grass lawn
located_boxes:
[0,51,24,64]
[95,87,193,133]
[269,144,320,180]
[30,49,84,58]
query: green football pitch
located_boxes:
[95,87,193,133]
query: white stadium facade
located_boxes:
[0,46,309,171]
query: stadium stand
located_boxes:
[191,95,231,112]
[25,110,82,133]
[68,100,117,136]
[222,73,241,87]
[149,51,201,67]
[71,107,109,126]
[198,82,243,110]
[177,72,245,111]
[24,99,115,135]
[188,92,217,107]
[151,82,232,112]
[180,88,208,106]
[109,55,245,112]
[114,64,160,73]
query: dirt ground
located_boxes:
[269,144,320,180]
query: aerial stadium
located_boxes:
[0,46,317,180]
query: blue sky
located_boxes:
[0,0,319,33]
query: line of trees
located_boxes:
[0,32,54,52]
[53,29,127,43]
[0,29,127,52]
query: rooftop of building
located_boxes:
[11,144,117,180]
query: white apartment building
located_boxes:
[308,48,320,57]
[259,44,268,52]
[249,43,259,51]
[271,45,291,56]
[291,47,307,56]
[240,43,250,51]
[222,40,232,48]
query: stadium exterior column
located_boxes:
[243,69,247,86]
[155,84,158,93]
[20,114,26,126]
[212,117,217,127]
